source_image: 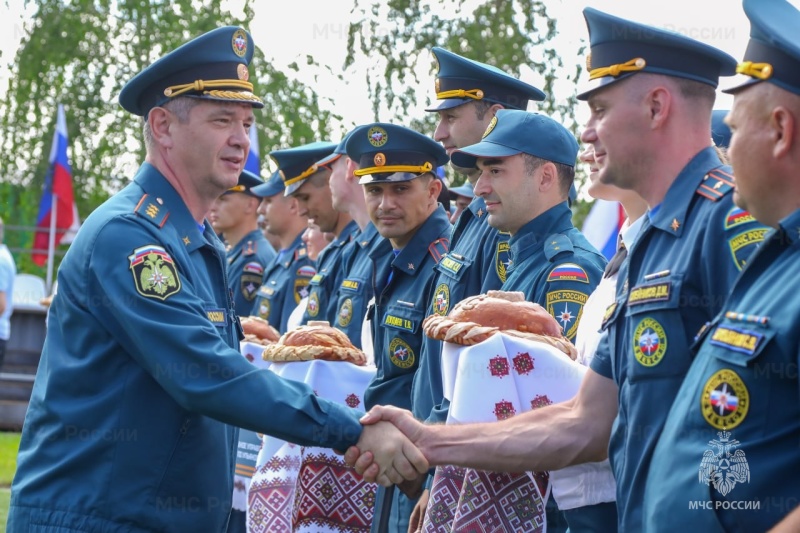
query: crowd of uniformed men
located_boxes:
[7,0,800,531]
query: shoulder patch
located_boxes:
[724,207,756,230]
[128,245,181,300]
[696,168,735,202]
[243,261,264,276]
[495,241,511,282]
[547,263,589,283]
[544,234,574,261]
[134,194,170,228]
[428,238,450,264]
[296,265,316,278]
[728,227,769,271]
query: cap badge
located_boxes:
[374,153,386,167]
[482,116,498,139]
[232,29,248,58]
[368,126,388,148]
[586,53,592,71]
[237,64,249,81]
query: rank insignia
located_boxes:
[701,369,749,430]
[338,298,353,327]
[389,337,415,369]
[547,263,589,283]
[546,290,588,341]
[728,228,768,270]
[724,207,756,230]
[633,317,667,367]
[495,241,511,282]
[129,245,181,300]
[307,291,320,317]
[433,283,450,316]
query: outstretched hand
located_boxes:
[350,418,428,487]
[345,405,427,483]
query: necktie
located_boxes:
[604,235,628,278]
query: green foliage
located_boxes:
[0,431,20,487]
[0,0,336,275]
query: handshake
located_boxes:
[343,405,431,495]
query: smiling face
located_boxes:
[166,100,254,196]
[364,174,442,248]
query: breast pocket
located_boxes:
[382,304,425,375]
[432,254,474,317]
[625,274,690,380]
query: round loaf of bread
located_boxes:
[447,291,562,337]
[240,316,281,344]
[262,321,367,366]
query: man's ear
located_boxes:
[771,106,795,159]
[646,86,672,129]
[345,158,359,184]
[148,107,174,148]
[429,176,443,202]
[538,162,558,193]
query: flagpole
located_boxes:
[46,193,58,294]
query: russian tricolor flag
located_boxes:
[581,199,625,260]
[32,104,77,266]
[244,125,260,174]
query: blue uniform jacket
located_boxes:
[363,206,451,411]
[250,231,315,333]
[502,202,606,338]
[411,196,509,422]
[644,209,796,532]
[226,229,275,316]
[590,148,768,531]
[301,220,359,325]
[333,223,383,348]
[8,164,363,533]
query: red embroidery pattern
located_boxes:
[489,356,510,377]
[345,394,361,408]
[530,394,553,410]
[493,400,516,421]
[513,351,535,375]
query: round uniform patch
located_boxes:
[701,369,749,430]
[338,298,353,327]
[432,283,450,316]
[368,126,388,147]
[389,338,415,369]
[258,299,271,321]
[633,317,667,367]
[307,292,320,317]
[232,29,248,57]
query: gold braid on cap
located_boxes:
[163,78,262,104]
[354,161,434,177]
[736,61,773,80]
[282,165,320,187]
[589,57,646,80]
[436,88,484,100]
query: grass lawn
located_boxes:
[0,431,22,532]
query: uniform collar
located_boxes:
[648,147,724,237]
[383,205,451,277]
[133,162,210,253]
[278,230,307,268]
[356,222,381,250]
[777,208,800,246]
[467,195,488,218]
[509,202,573,250]
[334,220,360,247]
[228,228,263,256]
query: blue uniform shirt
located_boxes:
[226,228,275,316]
[7,164,363,533]
[333,223,383,348]
[644,209,796,532]
[590,148,768,531]
[251,231,315,333]
[363,206,451,411]
[302,220,359,325]
[502,202,606,336]
[412,196,509,422]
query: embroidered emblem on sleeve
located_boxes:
[389,337,415,369]
[129,245,181,300]
[495,241,511,282]
[633,317,667,367]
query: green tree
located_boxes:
[0,0,338,276]
[345,0,592,224]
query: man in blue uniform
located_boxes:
[645,1,800,530]
[347,123,452,533]
[210,169,276,316]
[288,143,359,326]
[7,27,427,533]
[408,47,547,525]
[250,142,335,332]
[447,181,474,223]
[348,8,768,532]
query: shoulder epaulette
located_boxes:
[243,240,256,256]
[696,168,735,202]
[134,194,170,228]
[294,246,308,261]
[544,234,574,262]
[428,237,450,264]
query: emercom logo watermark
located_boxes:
[689,431,760,510]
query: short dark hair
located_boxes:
[523,154,574,198]
[473,100,494,120]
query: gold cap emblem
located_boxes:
[374,153,386,167]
